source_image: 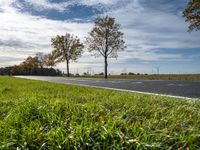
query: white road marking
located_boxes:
[132,82,143,84]
[168,83,175,86]
[168,83,184,87]
[109,81,122,83]
[65,79,91,82]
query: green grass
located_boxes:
[71,74,200,80]
[0,76,200,149]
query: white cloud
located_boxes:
[81,0,118,6]
[13,0,118,12]
[20,0,74,12]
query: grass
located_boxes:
[0,76,200,149]
[71,74,200,80]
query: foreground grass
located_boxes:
[0,76,200,149]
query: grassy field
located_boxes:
[0,76,200,149]
[71,74,200,80]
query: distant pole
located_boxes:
[151,70,154,74]
[122,67,127,74]
[86,67,92,75]
[155,66,160,75]
[76,68,79,74]
[92,69,94,75]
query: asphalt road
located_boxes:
[16,76,200,99]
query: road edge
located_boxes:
[15,76,198,100]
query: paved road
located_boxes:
[16,76,200,99]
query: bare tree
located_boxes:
[86,16,126,79]
[51,33,84,77]
[35,52,48,68]
[183,0,200,31]
[44,53,56,68]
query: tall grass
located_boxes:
[0,76,199,149]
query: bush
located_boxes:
[128,72,135,75]
[0,67,62,76]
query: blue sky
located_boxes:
[0,0,200,74]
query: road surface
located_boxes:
[16,76,200,99]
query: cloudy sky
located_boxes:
[0,0,200,74]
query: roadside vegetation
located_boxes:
[0,76,199,149]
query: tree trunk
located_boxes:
[66,59,69,77]
[104,56,108,79]
[105,29,108,79]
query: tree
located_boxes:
[35,52,48,68]
[183,0,200,31]
[20,56,40,74]
[86,16,126,79]
[51,33,84,77]
[44,53,56,68]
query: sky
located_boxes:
[0,0,200,74]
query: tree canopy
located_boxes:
[183,0,200,31]
[51,33,84,77]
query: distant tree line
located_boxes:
[120,72,148,76]
[0,53,62,76]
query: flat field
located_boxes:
[73,74,200,80]
[0,76,199,149]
